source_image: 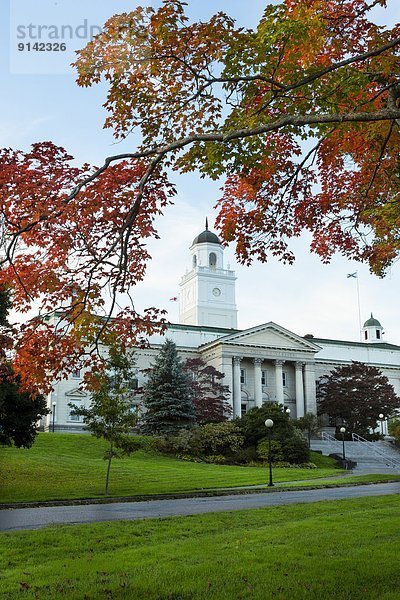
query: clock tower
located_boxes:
[179,219,238,329]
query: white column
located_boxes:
[295,362,305,418]
[220,354,234,417]
[304,362,317,414]
[253,358,263,408]
[233,356,242,418]
[274,360,285,406]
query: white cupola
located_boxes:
[362,313,384,343]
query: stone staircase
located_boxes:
[310,433,400,474]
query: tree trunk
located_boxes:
[105,441,113,496]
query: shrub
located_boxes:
[155,428,195,455]
[256,439,284,463]
[193,422,244,456]
[236,403,293,446]
[203,455,226,464]
[283,437,310,464]
[230,446,258,464]
[177,454,203,463]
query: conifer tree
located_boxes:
[141,339,195,435]
[0,284,49,448]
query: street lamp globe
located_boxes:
[379,413,384,419]
[265,419,274,428]
[340,427,346,433]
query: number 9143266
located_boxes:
[18,42,67,52]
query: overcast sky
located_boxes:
[2,0,400,343]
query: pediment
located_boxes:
[202,322,321,353]
[65,388,88,398]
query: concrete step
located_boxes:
[310,439,400,474]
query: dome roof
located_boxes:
[363,313,382,328]
[192,218,221,246]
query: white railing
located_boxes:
[351,433,400,470]
[321,431,342,451]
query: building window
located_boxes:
[72,369,81,379]
[68,406,82,422]
[209,252,217,267]
[364,331,368,340]
[240,368,246,384]
[282,372,287,387]
[241,403,247,415]
[69,412,81,422]
[261,370,267,386]
[376,330,381,339]
[130,378,139,390]
[193,255,197,268]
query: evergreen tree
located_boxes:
[0,284,49,448]
[141,340,195,435]
[183,358,232,424]
[69,346,139,496]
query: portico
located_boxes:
[199,322,320,419]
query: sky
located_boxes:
[2,0,400,344]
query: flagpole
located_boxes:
[347,272,362,340]
[356,274,362,340]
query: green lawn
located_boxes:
[1,495,400,599]
[0,433,344,503]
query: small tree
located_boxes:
[183,357,232,424]
[389,418,400,445]
[69,347,139,496]
[317,362,400,437]
[294,413,319,448]
[141,340,195,435]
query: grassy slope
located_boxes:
[0,433,342,503]
[1,495,400,599]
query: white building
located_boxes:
[45,223,400,432]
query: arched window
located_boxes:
[193,255,197,268]
[209,252,217,267]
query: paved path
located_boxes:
[1,482,399,532]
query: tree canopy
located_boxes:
[183,357,232,423]
[1,0,400,389]
[317,361,400,435]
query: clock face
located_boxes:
[212,287,221,297]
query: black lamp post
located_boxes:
[340,426,346,463]
[265,418,274,487]
[52,402,56,433]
